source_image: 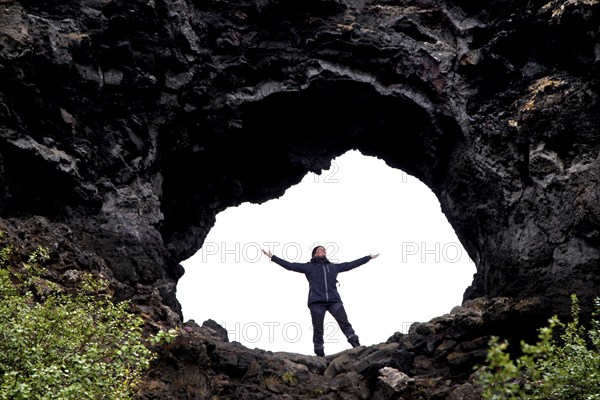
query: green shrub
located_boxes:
[0,245,155,400]
[148,327,179,346]
[479,294,600,400]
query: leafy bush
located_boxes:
[479,294,600,400]
[148,327,179,346]
[0,245,156,399]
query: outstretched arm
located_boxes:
[262,249,307,273]
[337,253,380,272]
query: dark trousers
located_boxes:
[309,301,358,352]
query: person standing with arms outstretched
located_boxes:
[262,245,379,357]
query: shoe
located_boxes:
[349,337,360,348]
[315,348,325,357]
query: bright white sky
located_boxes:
[178,149,476,356]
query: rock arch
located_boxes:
[2,0,600,396]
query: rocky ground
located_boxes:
[138,296,548,399]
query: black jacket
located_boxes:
[271,255,371,305]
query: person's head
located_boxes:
[311,245,329,263]
[312,246,326,258]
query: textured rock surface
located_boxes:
[138,297,546,399]
[1,0,599,397]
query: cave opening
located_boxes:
[177,149,476,356]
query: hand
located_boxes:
[370,253,380,259]
[262,249,273,258]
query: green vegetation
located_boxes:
[0,241,171,399]
[261,373,281,389]
[479,294,600,400]
[282,371,296,385]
